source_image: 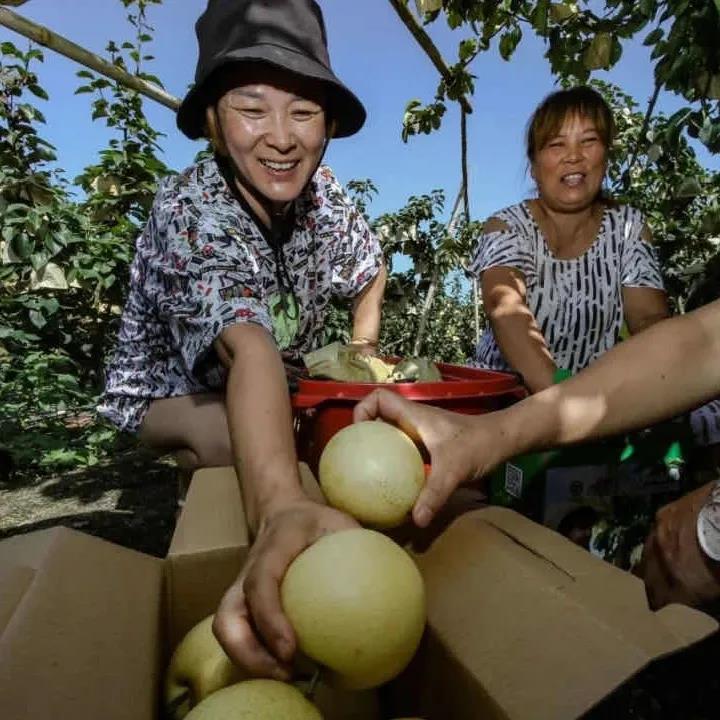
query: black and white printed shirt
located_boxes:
[469,200,720,447]
[470,201,664,372]
[98,158,382,434]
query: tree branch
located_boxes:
[0,7,181,111]
[387,0,473,115]
[624,77,662,185]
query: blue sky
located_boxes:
[2,0,717,222]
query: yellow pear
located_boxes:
[165,615,243,720]
[281,528,426,690]
[184,679,322,719]
[319,421,425,528]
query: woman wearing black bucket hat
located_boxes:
[99,0,385,678]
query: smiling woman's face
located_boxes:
[531,112,607,214]
[216,66,327,218]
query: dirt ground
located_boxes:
[0,447,178,557]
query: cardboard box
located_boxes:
[0,465,379,720]
[0,466,716,719]
[390,506,718,720]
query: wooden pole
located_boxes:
[0,7,181,112]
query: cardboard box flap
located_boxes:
[166,466,250,648]
[0,527,63,571]
[166,547,247,650]
[165,463,326,647]
[655,602,719,645]
[476,506,627,581]
[473,507,717,653]
[168,467,248,557]
[412,509,717,720]
[168,462,323,558]
[0,565,35,634]
[0,527,164,720]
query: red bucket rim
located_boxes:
[292,363,524,409]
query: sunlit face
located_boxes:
[216,67,327,221]
[531,113,607,213]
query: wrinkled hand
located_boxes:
[638,482,720,610]
[212,499,358,679]
[354,389,503,528]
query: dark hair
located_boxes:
[526,86,615,162]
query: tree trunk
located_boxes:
[413,270,439,356]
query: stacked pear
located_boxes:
[165,419,428,716]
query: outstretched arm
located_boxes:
[213,323,357,679]
[355,299,720,527]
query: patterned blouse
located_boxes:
[98,158,382,434]
[470,201,664,373]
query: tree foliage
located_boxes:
[1,0,719,483]
[0,0,168,472]
[402,0,720,158]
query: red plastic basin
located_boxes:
[292,363,526,475]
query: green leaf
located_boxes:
[138,72,164,87]
[415,0,442,13]
[639,0,656,17]
[459,39,477,63]
[549,3,577,23]
[643,28,663,46]
[39,297,60,315]
[28,309,47,329]
[646,144,663,162]
[30,251,49,271]
[499,26,522,61]
[27,84,49,100]
[583,33,614,70]
[530,0,551,34]
[10,233,33,260]
[675,176,703,198]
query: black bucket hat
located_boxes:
[177,0,366,140]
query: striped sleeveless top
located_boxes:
[469,201,664,374]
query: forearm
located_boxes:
[496,301,720,456]
[223,327,305,534]
[490,308,556,393]
[351,263,386,345]
[627,311,668,335]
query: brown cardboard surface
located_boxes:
[0,527,163,720]
[1,466,716,720]
[168,462,321,557]
[169,466,248,556]
[165,462,327,646]
[392,507,718,720]
[0,565,35,633]
[0,526,61,570]
[166,465,249,648]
